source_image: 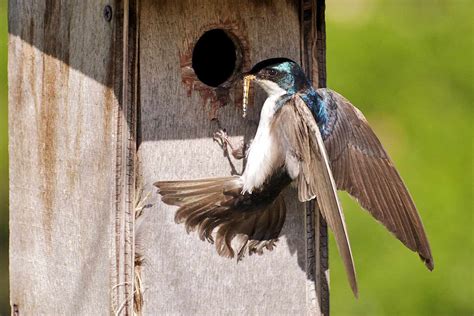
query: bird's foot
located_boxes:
[213,129,230,152]
[213,129,246,160]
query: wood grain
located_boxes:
[9,0,328,314]
[8,1,122,314]
[137,0,324,314]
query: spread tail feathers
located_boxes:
[154,176,287,260]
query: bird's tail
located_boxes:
[154,176,286,260]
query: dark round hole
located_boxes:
[192,29,238,87]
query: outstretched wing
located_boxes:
[272,95,358,296]
[321,89,434,270]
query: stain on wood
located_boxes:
[8,0,328,314]
[179,19,250,119]
[137,0,323,314]
[8,1,121,314]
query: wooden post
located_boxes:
[8,1,135,314]
[9,0,328,314]
[301,0,330,314]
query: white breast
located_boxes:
[241,90,286,194]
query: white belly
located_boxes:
[241,94,285,193]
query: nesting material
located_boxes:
[243,74,255,118]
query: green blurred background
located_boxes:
[0,0,472,315]
[325,0,473,315]
[1,0,9,314]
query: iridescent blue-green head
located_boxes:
[246,58,310,96]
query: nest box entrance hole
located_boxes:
[192,29,241,87]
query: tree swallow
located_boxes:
[155,58,433,297]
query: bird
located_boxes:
[154,58,433,297]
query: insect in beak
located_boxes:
[243,74,255,118]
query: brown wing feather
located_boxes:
[323,89,434,270]
[154,176,287,260]
[272,95,358,296]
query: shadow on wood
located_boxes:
[8,0,328,314]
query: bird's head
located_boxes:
[244,58,309,96]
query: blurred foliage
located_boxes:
[326,0,473,315]
[0,0,472,315]
[0,0,9,314]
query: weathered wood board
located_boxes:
[138,0,324,314]
[8,1,122,314]
[9,0,328,314]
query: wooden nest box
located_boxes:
[9,0,329,314]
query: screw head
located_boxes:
[103,5,113,22]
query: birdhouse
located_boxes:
[8,0,329,314]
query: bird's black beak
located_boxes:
[239,71,249,79]
[225,71,252,88]
[238,70,258,80]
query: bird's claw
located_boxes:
[213,129,230,150]
[213,129,246,160]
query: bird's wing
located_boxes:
[322,89,434,270]
[272,95,358,296]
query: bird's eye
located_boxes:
[268,69,278,76]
